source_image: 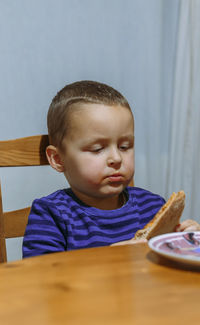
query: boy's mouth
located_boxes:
[107,173,123,182]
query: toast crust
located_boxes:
[134,191,185,240]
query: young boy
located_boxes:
[23,80,200,258]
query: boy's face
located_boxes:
[59,103,134,208]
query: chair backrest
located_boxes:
[0,135,49,263]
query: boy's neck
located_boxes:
[71,189,125,210]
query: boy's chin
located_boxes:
[108,181,128,189]
[102,185,125,196]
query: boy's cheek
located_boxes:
[125,162,135,178]
[81,164,104,183]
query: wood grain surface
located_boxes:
[0,135,49,166]
[0,243,200,325]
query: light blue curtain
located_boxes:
[166,0,200,221]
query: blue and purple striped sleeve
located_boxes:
[23,199,67,258]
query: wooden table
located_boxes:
[0,243,200,325]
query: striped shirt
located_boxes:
[23,187,165,258]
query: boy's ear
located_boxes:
[46,145,65,173]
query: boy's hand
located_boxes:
[111,238,147,246]
[175,219,200,232]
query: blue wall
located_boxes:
[0,0,179,260]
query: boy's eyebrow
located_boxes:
[81,134,134,145]
[119,135,134,141]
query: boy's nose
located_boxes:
[107,148,122,167]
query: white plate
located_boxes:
[148,232,200,267]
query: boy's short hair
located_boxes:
[47,80,132,148]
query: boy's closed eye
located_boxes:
[119,136,134,151]
[81,142,104,153]
[90,146,104,153]
[119,142,132,151]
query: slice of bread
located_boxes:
[134,191,185,240]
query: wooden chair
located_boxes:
[0,135,49,263]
